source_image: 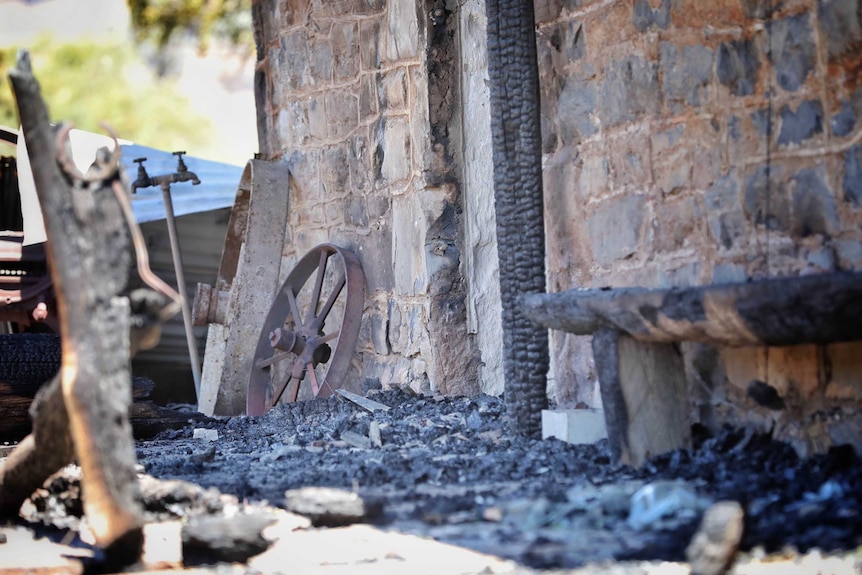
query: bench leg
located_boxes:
[592,329,692,466]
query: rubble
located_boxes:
[2,389,861,572]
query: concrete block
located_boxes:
[542,409,608,445]
[193,428,219,442]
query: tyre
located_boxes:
[0,333,61,385]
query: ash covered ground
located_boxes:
[121,390,862,570]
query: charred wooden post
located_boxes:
[520,271,862,466]
[0,51,169,562]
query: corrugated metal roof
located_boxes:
[16,128,245,243]
[9,126,248,403]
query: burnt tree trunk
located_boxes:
[485,0,549,437]
[0,52,144,561]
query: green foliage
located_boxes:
[127,0,252,53]
[0,39,212,154]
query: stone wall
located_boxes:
[251,0,862,451]
[252,0,483,396]
[536,0,862,449]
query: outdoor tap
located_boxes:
[130,157,152,193]
[172,151,201,185]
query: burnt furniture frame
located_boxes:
[520,272,862,465]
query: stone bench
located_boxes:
[519,272,862,466]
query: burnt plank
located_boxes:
[520,272,862,347]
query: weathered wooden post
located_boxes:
[0,51,173,564]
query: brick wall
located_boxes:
[252,0,482,396]
[536,0,862,451]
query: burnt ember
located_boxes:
[126,391,862,568]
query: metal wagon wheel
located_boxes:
[247,244,365,416]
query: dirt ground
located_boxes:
[1,389,861,573]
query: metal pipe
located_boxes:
[160,181,202,402]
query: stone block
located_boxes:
[599,55,660,127]
[391,193,426,295]
[348,132,372,193]
[308,33,333,85]
[320,145,350,196]
[609,132,652,190]
[843,143,862,207]
[534,0,563,24]
[712,211,747,250]
[690,118,723,190]
[583,1,635,56]
[717,38,760,97]
[541,409,608,444]
[668,1,745,27]
[345,193,368,227]
[727,111,768,166]
[660,42,713,109]
[381,67,408,110]
[632,0,670,31]
[778,100,823,146]
[325,201,343,226]
[287,148,322,204]
[332,21,359,80]
[282,30,310,90]
[307,97,328,141]
[388,302,428,357]
[358,222,394,293]
[325,89,359,140]
[803,245,835,273]
[651,125,691,196]
[377,117,411,184]
[366,192,390,221]
[281,100,309,148]
[831,100,857,137]
[791,168,838,237]
[386,0,419,61]
[359,19,381,71]
[834,239,862,270]
[659,261,702,288]
[282,0,310,27]
[369,300,391,355]
[586,194,646,267]
[712,263,747,283]
[557,68,598,144]
[654,196,699,252]
[359,73,378,120]
[769,13,816,92]
[818,0,862,63]
[744,165,790,231]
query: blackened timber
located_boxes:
[520,272,862,348]
[3,51,145,563]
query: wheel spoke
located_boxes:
[317,273,346,327]
[256,351,292,369]
[286,288,303,328]
[307,250,329,325]
[317,329,340,345]
[269,368,293,407]
[307,364,320,397]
